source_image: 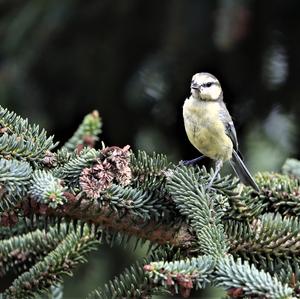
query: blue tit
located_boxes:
[183,72,259,191]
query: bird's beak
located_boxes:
[191,82,200,90]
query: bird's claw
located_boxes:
[180,159,195,166]
[179,156,204,166]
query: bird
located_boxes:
[182,72,259,191]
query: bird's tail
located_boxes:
[229,149,259,192]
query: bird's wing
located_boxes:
[225,121,238,151]
[219,101,239,151]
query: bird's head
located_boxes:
[190,72,223,101]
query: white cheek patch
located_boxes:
[201,85,221,100]
[209,85,222,100]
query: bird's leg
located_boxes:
[180,155,204,166]
[207,159,223,189]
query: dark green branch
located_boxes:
[22,197,195,248]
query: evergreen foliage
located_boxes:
[145,255,215,292]
[53,147,99,186]
[0,226,67,277]
[215,256,293,298]
[30,170,67,208]
[86,258,166,299]
[282,158,300,178]
[0,158,32,211]
[4,226,99,299]
[144,255,293,298]
[63,110,102,152]
[0,106,58,163]
[166,166,231,258]
[0,105,300,298]
[49,284,64,299]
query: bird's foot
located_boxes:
[205,176,216,191]
[179,156,204,166]
[205,159,223,191]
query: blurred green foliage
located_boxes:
[1,0,300,297]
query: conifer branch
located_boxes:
[144,255,293,298]
[0,158,32,211]
[62,110,102,152]
[30,170,67,208]
[144,255,215,297]
[0,226,68,277]
[228,172,300,220]
[1,105,300,298]
[227,213,300,257]
[86,258,167,299]
[49,284,64,299]
[22,197,195,248]
[3,226,99,299]
[53,147,99,184]
[215,256,293,298]
[282,158,300,178]
[166,166,231,258]
[0,106,58,162]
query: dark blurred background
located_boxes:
[1,0,299,298]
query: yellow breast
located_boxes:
[183,97,233,161]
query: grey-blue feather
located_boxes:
[230,149,259,192]
[219,102,259,191]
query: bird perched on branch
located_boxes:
[183,72,259,191]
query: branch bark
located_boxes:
[21,197,195,248]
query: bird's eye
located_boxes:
[204,82,213,87]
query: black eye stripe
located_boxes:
[202,82,214,87]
